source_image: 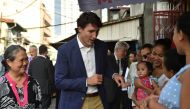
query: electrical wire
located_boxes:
[5,0,79,19]
[25,21,76,29]
[2,0,80,29]
[3,0,37,17]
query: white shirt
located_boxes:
[127,62,138,99]
[158,74,169,87]
[128,62,138,80]
[77,36,98,94]
[38,55,47,59]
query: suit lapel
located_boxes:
[94,41,101,74]
[113,56,119,73]
[72,37,87,76]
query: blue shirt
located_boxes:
[158,64,190,109]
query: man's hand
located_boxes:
[87,74,103,86]
[113,74,124,87]
[121,81,131,88]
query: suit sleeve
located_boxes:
[105,55,118,78]
[55,45,87,93]
[47,60,55,93]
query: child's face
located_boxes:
[137,62,149,78]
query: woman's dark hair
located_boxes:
[154,38,172,52]
[141,43,153,50]
[129,51,137,57]
[77,12,102,29]
[164,49,185,74]
[137,61,153,76]
[176,11,190,41]
[2,45,26,71]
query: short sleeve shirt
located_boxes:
[159,64,190,109]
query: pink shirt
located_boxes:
[137,76,152,101]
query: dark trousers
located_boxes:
[121,91,132,109]
[41,94,51,109]
[55,89,61,109]
[108,90,121,109]
[108,90,132,109]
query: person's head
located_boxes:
[2,45,28,74]
[173,11,190,55]
[39,44,48,56]
[114,41,129,59]
[137,61,153,78]
[29,45,37,58]
[151,38,171,68]
[77,12,102,47]
[140,43,153,61]
[163,49,185,78]
[129,51,136,63]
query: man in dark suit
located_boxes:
[55,12,124,109]
[28,45,54,109]
[104,41,132,109]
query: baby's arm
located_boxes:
[135,78,153,94]
[132,88,142,107]
[151,80,161,95]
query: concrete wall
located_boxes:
[143,3,154,44]
[98,19,140,42]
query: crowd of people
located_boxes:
[0,11,190,109]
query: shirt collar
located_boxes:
[38,55,46,58]
[77,35,85,49]
[114,53,119,61]
[77,35,94,49]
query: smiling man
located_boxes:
[55,12,124,109]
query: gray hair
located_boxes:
[29,45,37,50]
[114,41,129,52]
[2,45,26,70]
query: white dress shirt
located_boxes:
[77,36,98,94]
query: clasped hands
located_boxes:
[87,74,103,86]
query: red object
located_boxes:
[153,1,185,40]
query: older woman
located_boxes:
[0,45,42,108]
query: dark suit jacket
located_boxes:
[55,36,110,109]
[28,56,54,95]
[104,55,128,102]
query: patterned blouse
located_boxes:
[159,64,190,109]
[0,74,42,109]
[137,76,152,101]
